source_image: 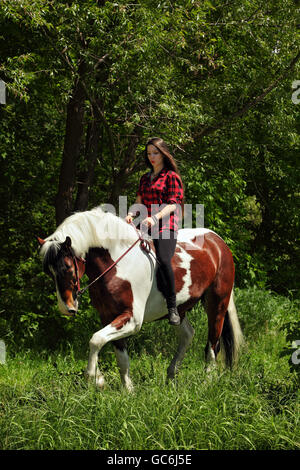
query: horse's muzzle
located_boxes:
[66,307,77,317]
[57,290,78,316]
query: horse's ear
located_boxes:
[65,236,72,249]
[36,236,46,246]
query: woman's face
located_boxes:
[147,144,164,171]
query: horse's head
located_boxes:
[38,236,85,316]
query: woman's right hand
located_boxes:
[125,214,133,224]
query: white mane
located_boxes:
[40,206,138,259]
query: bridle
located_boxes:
[74,223,155,300]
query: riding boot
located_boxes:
[168,306,180,326]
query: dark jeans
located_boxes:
[153,231,177,309]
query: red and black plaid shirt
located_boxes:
[137,168,183,233]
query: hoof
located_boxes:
[85,370,105,389]
[205,363,218,381]
[166,366,176,381]
[95,375,106,389]
[125,382,134,393]
[205,361,217,373]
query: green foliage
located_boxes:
[0,288,299,450]
[0,0,299,355]
[0,2,298,451]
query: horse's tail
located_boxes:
[221,288,244,367]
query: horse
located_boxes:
[38,206,243,391]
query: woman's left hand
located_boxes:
[141,217,156,229]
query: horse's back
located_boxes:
[177,228,233,263]
[144,228,234,321]
[175,228,234,308]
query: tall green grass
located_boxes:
[0,288,299,450]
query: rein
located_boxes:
[76,223,154,298]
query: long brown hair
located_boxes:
[145,137,185,215]
[145,137,179,173]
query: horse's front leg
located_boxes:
[85,311,141,390]
[85,333,106,389]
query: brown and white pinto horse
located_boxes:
[38,206,243,391]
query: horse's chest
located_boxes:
[88,272,134,326]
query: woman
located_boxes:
[125,137,184,326]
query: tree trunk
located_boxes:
[74,106,102,212]
[108,132,142,208]
[55,61,86,225]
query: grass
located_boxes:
[0,288,299,450]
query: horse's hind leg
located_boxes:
[113,339,134,392]
[204,287,230,369]
[167,316,195,380]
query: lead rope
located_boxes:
[77,222,158,298]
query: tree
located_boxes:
[0,0,299,352]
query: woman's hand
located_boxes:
[125,214,134,224]
[141,217,156,229]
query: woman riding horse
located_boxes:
[125,137,184,326]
